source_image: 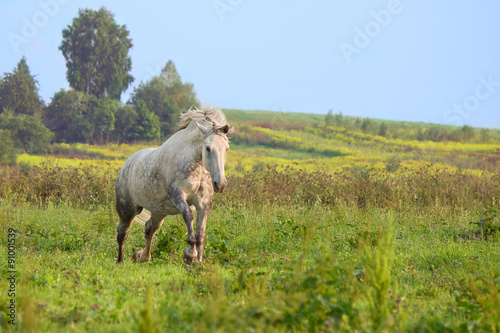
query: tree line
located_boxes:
[0,7,199,165]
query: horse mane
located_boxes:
[173,106,233,137]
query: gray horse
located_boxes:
[115,106,231,264]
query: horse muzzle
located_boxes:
[213,180,226,193]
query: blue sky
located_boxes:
[1,0,499,128]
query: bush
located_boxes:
[0,163,116,207]
[385,156,401,173]
[0,129,17,166]
[0,111,53,153]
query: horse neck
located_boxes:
[156,124,203,166]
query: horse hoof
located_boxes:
[132,249,150,263]
[132,250,142,261]
[183,247,198,264]
[183,253,193,264]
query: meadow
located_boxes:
[0,109,499,332]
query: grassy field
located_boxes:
[0,109,499,332]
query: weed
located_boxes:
[360,218,402,331]
[470,205,500,239]
[455,270,500,332]
[135,281,159,333]
[385,156,401,173]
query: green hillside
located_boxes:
[220,109,500,175]
[15,109,500,176]
[223,108,326,124]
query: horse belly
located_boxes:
[147,200,180,216]
[132,187,180,216]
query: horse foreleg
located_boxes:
[170,190,197,263]
[133,214,164,263]
[195,203,212,262]
[182,209,198,264]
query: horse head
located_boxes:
[196,121,230,193]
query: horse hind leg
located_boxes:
[116,216,134,263]
[133,213,165,263]
[116,201,141,263]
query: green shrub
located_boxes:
[470,205,500,239]
[0,129,17,166]
[385,156,401,173]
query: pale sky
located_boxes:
[1,0,499,128]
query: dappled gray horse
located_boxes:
[115,106,230,264]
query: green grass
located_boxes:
[1,108,499,331]
[1,201,499,332]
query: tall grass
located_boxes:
[0,163,116,208]
[1,163,498,211]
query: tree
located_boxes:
[67,96,118,144]
[130,60,199,135]
[0,58,52,153]
[325,110,343,127]
[425,126,448,142]
[378,122,388,137]
[361,118,371,133]
[480,128,490,143]
[460,125,475,142]
[130,77,180,135]
[88,97,117,144]
[0,56,43,115]
[161,60,199,111]
[44,89,90,142]
[416,128,425,141]
[59,7,134,100]
[112,104,137,142]
[128,101,160,141]
[0,110,53,153]
[0,129,17,166]
[67,116,93,143]
[325,109,334,126]
[160,60,182,88]
[45,90,117,144]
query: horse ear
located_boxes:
[221,125,229,134]
[195,121,211,135]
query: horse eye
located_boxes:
[206,147,211,152]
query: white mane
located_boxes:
[174,106,231,136]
